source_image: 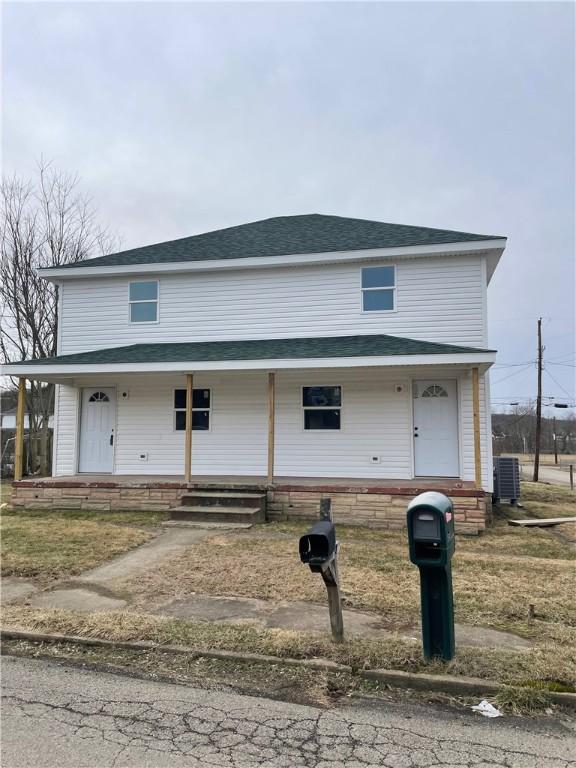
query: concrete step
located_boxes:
[162,520,253,530]
[180,491,266,510]
[170,505,265,525]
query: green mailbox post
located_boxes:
[406,491,456,661]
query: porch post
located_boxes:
[184,373,193,483]
[267,371,275,485]
[472,367,482,489]
[14,377,26,481]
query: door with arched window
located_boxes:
[79,388,116,472]
[413,380,459,477]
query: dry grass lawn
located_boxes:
[2,605,574,691]
[517,482,576,543]
[113,513,575,647]
[521,481,576,516]
[1,480,574,693]
[0,481,13,505]
[101,481,575,690]
[1,511,155,581]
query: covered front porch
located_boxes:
[6,333,494,533]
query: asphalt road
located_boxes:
[520,463,574,488]
[2,655,575,768]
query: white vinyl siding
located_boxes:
[113,373,268,475]
[53,384,80,475]
[58,366,490,487]
[58,255,487,354]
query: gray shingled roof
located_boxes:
[49,214,501,270]
[14,334,495,366]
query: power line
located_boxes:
[544,368,575,400]
[493,360,535,368]
[491,364,534,386]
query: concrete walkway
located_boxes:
[2,578,38,603]
[76,527,212,583]
[153,593,533,649]
[26,528,215,613]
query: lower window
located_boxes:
[174,388,211,430]
[303,386,341,430]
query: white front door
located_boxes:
[79,388,116,473]
[413,380,459,477]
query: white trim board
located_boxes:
[38,239,506,281]
[3,352,496,379]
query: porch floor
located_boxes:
[15,474,482,497]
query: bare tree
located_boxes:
[1,161,118,475]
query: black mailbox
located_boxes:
[299,520,337,572]
[407,491,455,568]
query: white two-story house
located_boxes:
[6,214,505,533]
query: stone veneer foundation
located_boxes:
[11,479,489,534]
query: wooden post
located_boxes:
[267,372,275,485]
[472,367,482,489]
[325,546,344,643]
[184,373,193,483]
[570,464,574,492]
[14,377,26,481]
[319,499,344,643]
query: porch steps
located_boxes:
[169,489,266,526]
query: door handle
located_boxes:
[110,433,114,446]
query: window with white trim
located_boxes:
[174,389,211,431]
[302,386,341,430]
[129,281,158,323]
[361,266,395,311]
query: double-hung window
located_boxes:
[129,281,158,323]
[361,266,395,312]
[174,389,211,431]
[302,386,342,430]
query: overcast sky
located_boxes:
[2,1,574,411]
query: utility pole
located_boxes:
[533,318,543,482]
[553,415,558,465]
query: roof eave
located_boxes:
[3,351,497,380]
[38,239,507,281]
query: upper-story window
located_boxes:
[361,266,396,312]
[129,281,159,323]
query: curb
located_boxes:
[2,628,575,709]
